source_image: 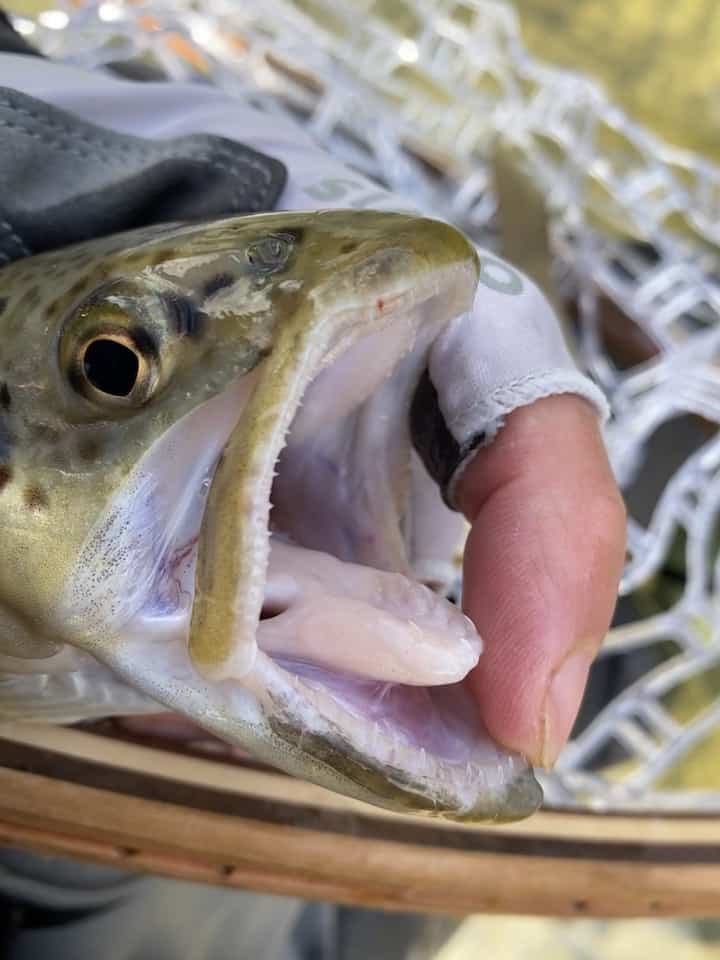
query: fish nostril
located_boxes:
[83,338,140,397]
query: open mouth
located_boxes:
[62,218,541,821]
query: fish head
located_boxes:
[0,209,541,821]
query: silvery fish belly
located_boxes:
[0,209,541,821]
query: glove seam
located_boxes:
[448,368,609,435]
[486,368,601,406]
[445,375,609,508]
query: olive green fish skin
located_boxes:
[0,210,541,821]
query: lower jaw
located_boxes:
[232,647,538,818]
[116,655,490,770]
[108,640,541,819]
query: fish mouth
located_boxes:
[64,216,541,820]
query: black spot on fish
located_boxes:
[0,383,10,410]
[120,253,145,270]
[23,286,41,311]
[150,248,176,266]
[77,436,102,461]
[161,293,206,339]
[203,273,234,299]
[68,278,89,301]
[24,486,48,511]
[128,324,160,359]
[278,227,305,243]
[31,423,59,443]
[67,364,86,397]
[340,241,359,254]
[0,297,7,315]
[0,416,13,459]
[0,465,11,490]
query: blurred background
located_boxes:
[5,0,720,956]
[509,1,720,160]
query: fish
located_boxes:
[0,208,541,821]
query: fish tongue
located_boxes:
[258,539,482,685]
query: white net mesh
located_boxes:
[13,0,720,812]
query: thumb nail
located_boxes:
[538,648,593,769]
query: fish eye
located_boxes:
[71,329,157,408]
[82,336,142,398]
[246,233,294,273]
[59,279,170,413]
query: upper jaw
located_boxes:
[187,246,481,683]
